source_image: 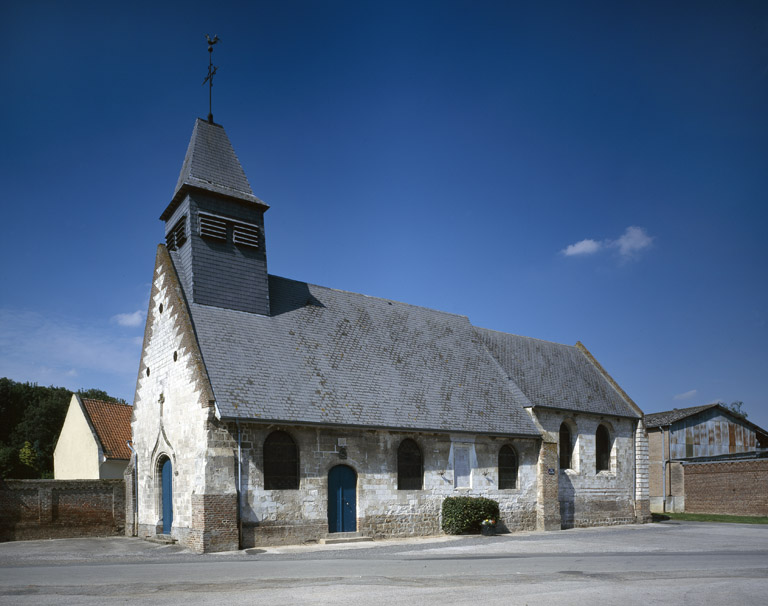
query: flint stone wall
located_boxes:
[235,423,540,547]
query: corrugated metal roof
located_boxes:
[644,404,720,427]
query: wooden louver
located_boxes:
[199,213,227,241]
[232,221,259,248]
[165,216,187,250]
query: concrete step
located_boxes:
[146,534,177,545]
[319,532,374,545]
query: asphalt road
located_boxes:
[1,522,766,605]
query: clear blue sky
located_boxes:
[2,1,767,429]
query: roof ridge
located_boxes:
[268,274,471,320]
[474,325,575,348]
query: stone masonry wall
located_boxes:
[132,246,237,553]
[634,420,651,522]
[683,459,768,516]
[0,479,125,541]
[534,409,638,529]
[234,423,541,547]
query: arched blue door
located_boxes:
[328,465,356,533]
[161,458,173,534]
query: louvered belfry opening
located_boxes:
[165,216,187,251]
[161,119,271,315]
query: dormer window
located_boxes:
[165,216,187,251]
[199,212,259,249]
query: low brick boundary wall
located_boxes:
[0,479,125,541]
[684,459,768,516]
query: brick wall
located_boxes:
[684,459,768,516]
[0,479,125,541]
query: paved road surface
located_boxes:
[1,522,766,604]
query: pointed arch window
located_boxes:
[264,431,299,489]
[397,438,423,490]
[596,424,611,472]
[498,445,518,489]
[560,423,573,470]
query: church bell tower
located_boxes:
[159,118,270,315]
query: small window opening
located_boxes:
[596,424,611,472]
[146,367,150,377]
[498,445,517,489]
[159,303,163,313]
[560,423,572,470]
[173,351,178,362]
[264,431,299,489]
[397,439,423,490]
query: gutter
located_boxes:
[236,420,242,550]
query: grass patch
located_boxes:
[652,512,768,524]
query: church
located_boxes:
[130,117,651,553]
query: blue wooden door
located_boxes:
[161,458,173,534]
[328,465,356,533]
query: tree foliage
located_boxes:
[0,378,127,479]
[724,401,747,419]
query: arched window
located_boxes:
[397,438,422,490]
[596,424,611,472]
[264,431,299,489]
[498,445,517,489]
[559,423,572,470]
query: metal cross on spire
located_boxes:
[203,34,220,124]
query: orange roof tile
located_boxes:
[81,399,133,460]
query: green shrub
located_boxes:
[441,496,500,534]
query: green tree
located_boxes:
[724,401,747,419]
[18,441,38,477]
[0,378,128,478]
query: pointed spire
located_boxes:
[161,119,268,221]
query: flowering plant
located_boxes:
[480,518,496,527]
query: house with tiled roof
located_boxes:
[54,395,132,479]
[130,118,651,553]
[646,403,768,513]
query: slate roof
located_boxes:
[187,275,541,436]
[475,328,640,419]
[160,118,268,221]
[81,399,133,460]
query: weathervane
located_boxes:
[203,34,220,124]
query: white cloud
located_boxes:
[112,310,145,327]
[562,226,654,260]
[611,226,654,257]
[674,389,698,401]
[562,239,602,256]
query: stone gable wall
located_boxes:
[0,479,124,541]
[533,409,638,528]
[234,423,541,547]
[132,246,237,552]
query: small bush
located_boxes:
[441,496,500,534]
